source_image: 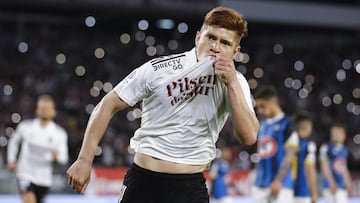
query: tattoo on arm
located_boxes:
[275,146,297,181]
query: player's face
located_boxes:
[195,25,240,61]
[298,121,312,139]
[36,99,56,121]
[255,98,277,119]
[330,127,346,144]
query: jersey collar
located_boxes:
[35,118,55,129]
[185,48,198,68]
[266,112,285,124]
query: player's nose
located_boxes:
[209,41,220,53]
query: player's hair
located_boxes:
[38,94,55,104]
[292,111,312,125]
[253,86,278,100]
[202,7,248,39]
[331,122,347,132]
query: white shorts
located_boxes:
[251,186,294,203]
[294,197,311,203]
[323,189,348,203]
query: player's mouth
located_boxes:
[208,53,219,60]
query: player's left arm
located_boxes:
[53,131,69,165]
[214,57,258,146]
[304,142,318,203]
[343,155,354,195]
[271,130,299,195]
[7,123,24,170]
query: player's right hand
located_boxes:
[7,162,17,171]
[311,193,318,203]
[67,158,92,194]
[329,181,337,194]
[269,179,282,196]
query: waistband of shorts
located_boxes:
[130,163,204,180]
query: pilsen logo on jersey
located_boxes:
[166,74,217,106]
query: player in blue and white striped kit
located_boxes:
[292,112,318,203]
[252,86,299,203]
[320,123,353,203]
[209,147,232,203]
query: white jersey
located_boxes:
[114,48,254,165]
[7,119,68,187]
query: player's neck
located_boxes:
[39,119,52,127]
[333,142,344,146]
[271,108,283,119]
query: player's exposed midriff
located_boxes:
[134,152,208,174]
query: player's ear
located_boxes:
[273,97,280,106]
[232,45,241,59]
[195,31,201,47]
[53,108,57,118]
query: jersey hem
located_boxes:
[16,174,52,187]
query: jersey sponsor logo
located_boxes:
[151,55,184,71]
[166,74,217,106]
[29,142,52,154]
[333,157,346,174]
[258,136,278,159]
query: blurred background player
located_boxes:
[320,123,353,203]
[7,95,69,203]
[292,112,318,203]
[209,147,232,203]
[252,86,299,203]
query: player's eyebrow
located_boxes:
[220,39,233,46]
[206,32,234,47]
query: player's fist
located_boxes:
[7,162,17,171]
[67,158,92,194]
[213,57,237,86]
[329,181,337,194]
[311,192,318,203]
[347,185,355,197]
[270,179,282,196]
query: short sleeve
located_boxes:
[285,131,299,148]
[7,122,25,163]
[319,144,328,161]
[236,72,255,113]
[113,63,151,106]
[305,141,317,164]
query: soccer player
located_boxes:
[67,7,259,203]
[7,95,69,203]
[292,112,318,203]
[252,86,299,203]
[209,147,232,203]
[320,123,353,203]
